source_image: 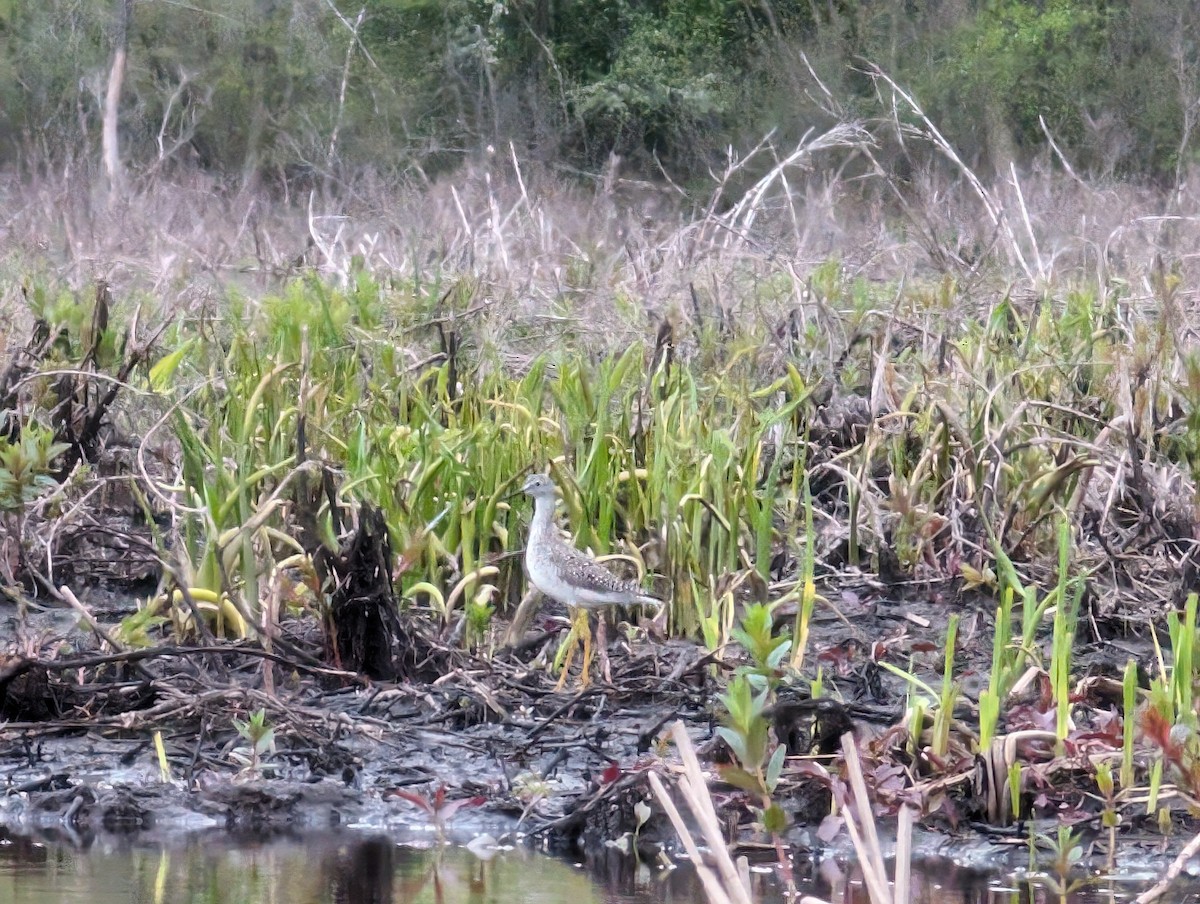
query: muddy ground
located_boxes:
[0,564,1193,893]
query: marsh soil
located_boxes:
[0,569,1186,885]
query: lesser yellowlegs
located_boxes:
[521,473,662,687]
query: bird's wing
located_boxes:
[555,545,642,596]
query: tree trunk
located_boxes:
[101,0,132,201]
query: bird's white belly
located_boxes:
[527,555,582,606]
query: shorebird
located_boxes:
[521,473,662,688]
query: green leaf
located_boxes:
[716,727,748,766]
[765,744,786,792]
[149,340,194,392]
[254,728,276,755]
[766,640,793,669]
[0,470,16,510]
[717,765,765,795]
[761,802,788,834]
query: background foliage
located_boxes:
[1,0,1197,186]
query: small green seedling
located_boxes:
[232,708,277,773]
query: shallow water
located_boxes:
[0,829,1185,904]
[0,831,743,904]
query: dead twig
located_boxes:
[1135,828,1200,904]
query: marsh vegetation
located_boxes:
[4,3,1200,902]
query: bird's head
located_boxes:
[521,473,558,499]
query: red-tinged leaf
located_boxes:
[1032,707,1057,732]
[1036,673,1053,710]
[816,814,843,843]
[1003,702,1038,730]
[874,724,911,750]
[932,792,961,830]
[437,796,487,822]
[872,763,906,793]
[827,776,850,809]
[789,759,833,782]
[1022,762,1053,790]
[920,514,948,538]
[600,762,621,785]
[1142,708,1174,756]
[1055,805,1091,823]
[1094,708,1122,739]
[910,641,937,653]
[817,644,851,666]
[818,640,864,675]
[922,749,949,772]
[386,789,436,814]
[1071,730,1120,751]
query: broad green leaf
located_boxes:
[149,340,195,392]
[765,744,786,792]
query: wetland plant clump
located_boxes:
[4,140,1200,899]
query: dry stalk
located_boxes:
[839,732,914,904]
[58,584,126,653]
[716,124,873,252]
[1007,163,1046,283]
[1037,115,1087,188]
[647,771,739,904]
[865,62,1035,285]
[648,721,754,904]
[651,724,916,904]
[326,7,368,171]
[894,804,913,904]
[842,733,889,902]
[306,191,350,282]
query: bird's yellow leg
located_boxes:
[579,612,593,688]
[554,608,583,690]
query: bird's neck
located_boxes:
[530,495,558,543]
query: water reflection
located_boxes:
[0,830,682,904]
[0,828,1181,904]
